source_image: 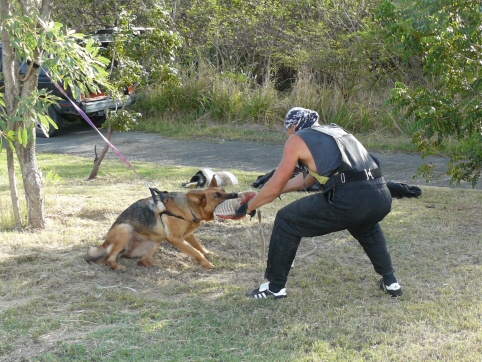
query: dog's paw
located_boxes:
[137,259,154,268]
[106,261,127,271]
[202,249,217,257]
[200,259,215,269]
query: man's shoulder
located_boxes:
[309,124,349,137]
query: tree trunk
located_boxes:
[87,126,113,180]
[14,134,45,229]
[1,0,66,229]
[6,146,23,227]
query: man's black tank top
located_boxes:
[296,124,378,178]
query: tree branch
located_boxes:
[40,0,51,19]
[18,0,28,15]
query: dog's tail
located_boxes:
[84,245,107,262]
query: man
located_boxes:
[236,107,402,299]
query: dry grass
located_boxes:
[1,153,481,361]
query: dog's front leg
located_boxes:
[184,233,215,257]
[169,237,215,269]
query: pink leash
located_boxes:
[43,68,149,186]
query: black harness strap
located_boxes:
[149,187,168,207]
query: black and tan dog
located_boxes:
[86,186,239,270]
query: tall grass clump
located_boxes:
[135,61,281,125]
[284,73,402,134]
[282,72,336,115]
[133,64,210,118]
[236,83,281,125]
[132,61,406,142]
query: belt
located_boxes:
[322,168,383,194]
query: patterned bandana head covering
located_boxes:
[284,107,320,132]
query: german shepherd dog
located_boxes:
[86,186,239,270]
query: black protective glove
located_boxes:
[235,201,256,219]
[252,169,276,188]
[387,181,422,199]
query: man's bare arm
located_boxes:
[246,135,308,213]
[281,173,317,194]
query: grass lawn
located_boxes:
[1,152,481,361]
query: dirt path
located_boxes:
[36,128,480,190]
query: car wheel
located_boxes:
[92,115,106,127]
[45,105,64,137]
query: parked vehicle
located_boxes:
[37,63,134,137]
[0,29,135,137]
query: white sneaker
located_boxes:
[379,278,402,297]
[246,282,287,299]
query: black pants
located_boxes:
[265,177,395,287]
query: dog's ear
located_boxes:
[187,192,206,206]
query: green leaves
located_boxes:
[0,10,115,144]
[379,0,482,185]
[104,109,141,133]
[105,6,182,91]
[16,126,29,147]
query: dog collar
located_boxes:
[191,210,201,223]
